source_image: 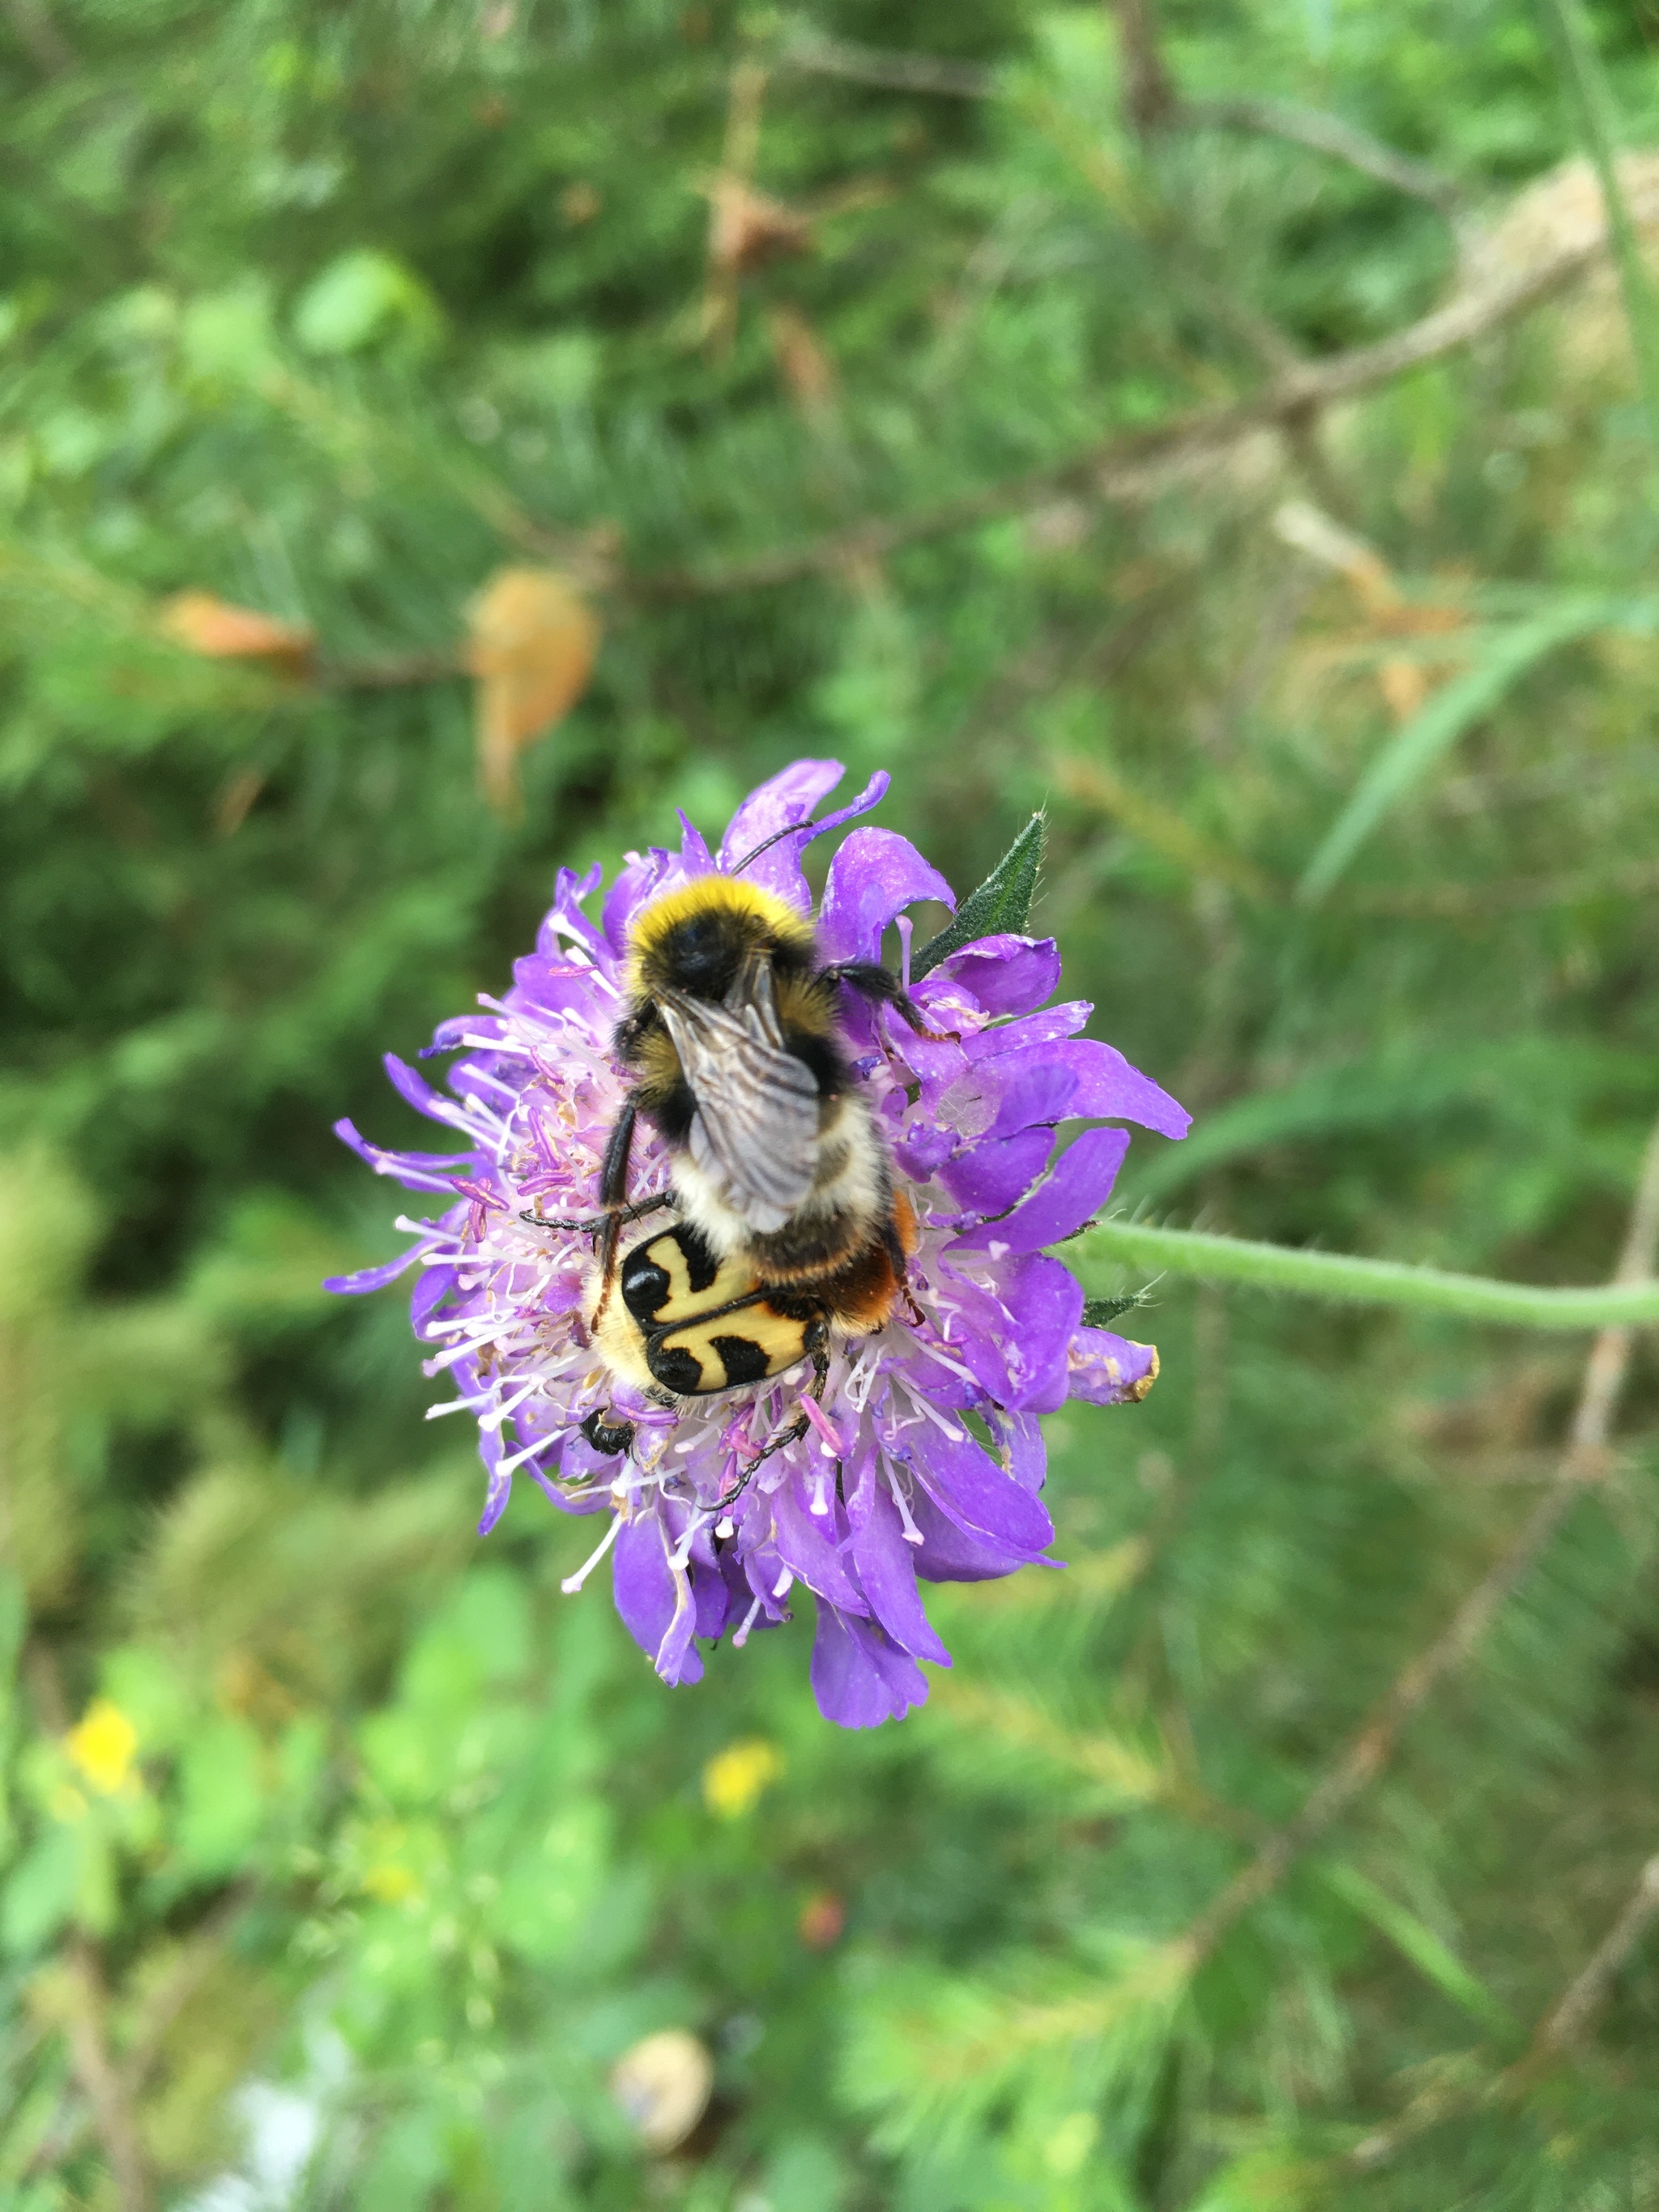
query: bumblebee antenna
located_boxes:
[727,820,812,877]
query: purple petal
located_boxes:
[985,1408,1047,1494]
[678,811,714,872]
[817,828,956,966]
[535,863,606,957]
[850,1489,952,1664]
[809,1602,930,1728]
[906,1419,1056,1556]
[333,1118,470,1195]
[691,1553,732,1640]
[998,1253,1085,1413]
[929,936,1062,1016]
[768,1478,868,1614]
[613,1514,706,1683]
[893,1119,959,1183]
[985,1059,1081,1140]
[382,1054,473,1132]
[907,1483,1048,1583]
[477,1429,512,1535]
[719,759,849,867]
[963,1004,1091,1059]
[603,847,679,955]
[1068,1328,1160,1405]
[324,1242,429,1296]
[951,1127,1129,1255]
[1048,1041,1190,1140]
[411,1262,458,1331]
[937,1128,1056,1215]
[509,954,611,1024]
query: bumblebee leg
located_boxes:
[580,1409,636,1458]
[822,960,958,1044]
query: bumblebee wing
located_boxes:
[659,972,820,1230]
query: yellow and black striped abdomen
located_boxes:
[615,1222,821,1398]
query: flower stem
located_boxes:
[1071,1219,1659,1329]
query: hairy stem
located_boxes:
[1069,1213,1659,1328]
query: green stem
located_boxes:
[1539,0,1659,445]
[1070,1219,1659,1329]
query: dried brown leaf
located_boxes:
[160,592,314,677]
[465,567,600,813]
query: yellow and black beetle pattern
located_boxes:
[582,1217,830,1462]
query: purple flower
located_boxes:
[330,763,1188,1727]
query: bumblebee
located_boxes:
[548,869,936,1468]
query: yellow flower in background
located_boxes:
[362,1862,419,1903]
[66,1698,139,1796]
[702,1737,783,1820]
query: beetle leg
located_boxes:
[520,1191,670,1238]
[713,1340,831,1521]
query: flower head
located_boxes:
[330,762,1188,1726]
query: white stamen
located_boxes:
[561,1511,622,1594]
[731,1596,763,1648]
[886,1465,926,1545]
[773,1566,795,1600]
[715,1516,736,1540]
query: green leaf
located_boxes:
[293,249,441,357]
[1317,1861,1514,2031]
[1297,599,1628,903]
[1081,1293,1150,1328]
[911,813,1047,978]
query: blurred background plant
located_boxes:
[7,0,1659,2205]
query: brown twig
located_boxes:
[1531,1853,1659,2056]
[3,0,74,75]
[778,29,1464,220]
[1344,1851,1659,2170]
[631,228,1608,600]
[1107,0,1179,137]
[62,1937,152,2212]
[779,31,998,100]
[1174,1112,1659,1972]
[1181,96,1464,212]
[27,1883,257,2183]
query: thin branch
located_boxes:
[1538,0,1659,442]
[777,28,1462,223]
[1107,0,1179,137]
[1170,1114,1659,1974]
[1180,96,1465,212]
[1345,1852,1659,2169]
[3,0,75,75]
[631,228,1607,599]
[780,31,997,100]
[63,1937,152,2212]
[1532,1854,1659,2054]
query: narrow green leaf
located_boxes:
[911,812,1046,978]
[1318,1861,1515,2032]
[1298,600,1618,904]
[1082,1292,1151,1328]
[1069,1217,1659,1328]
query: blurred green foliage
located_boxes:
[7,0,1659,2206]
